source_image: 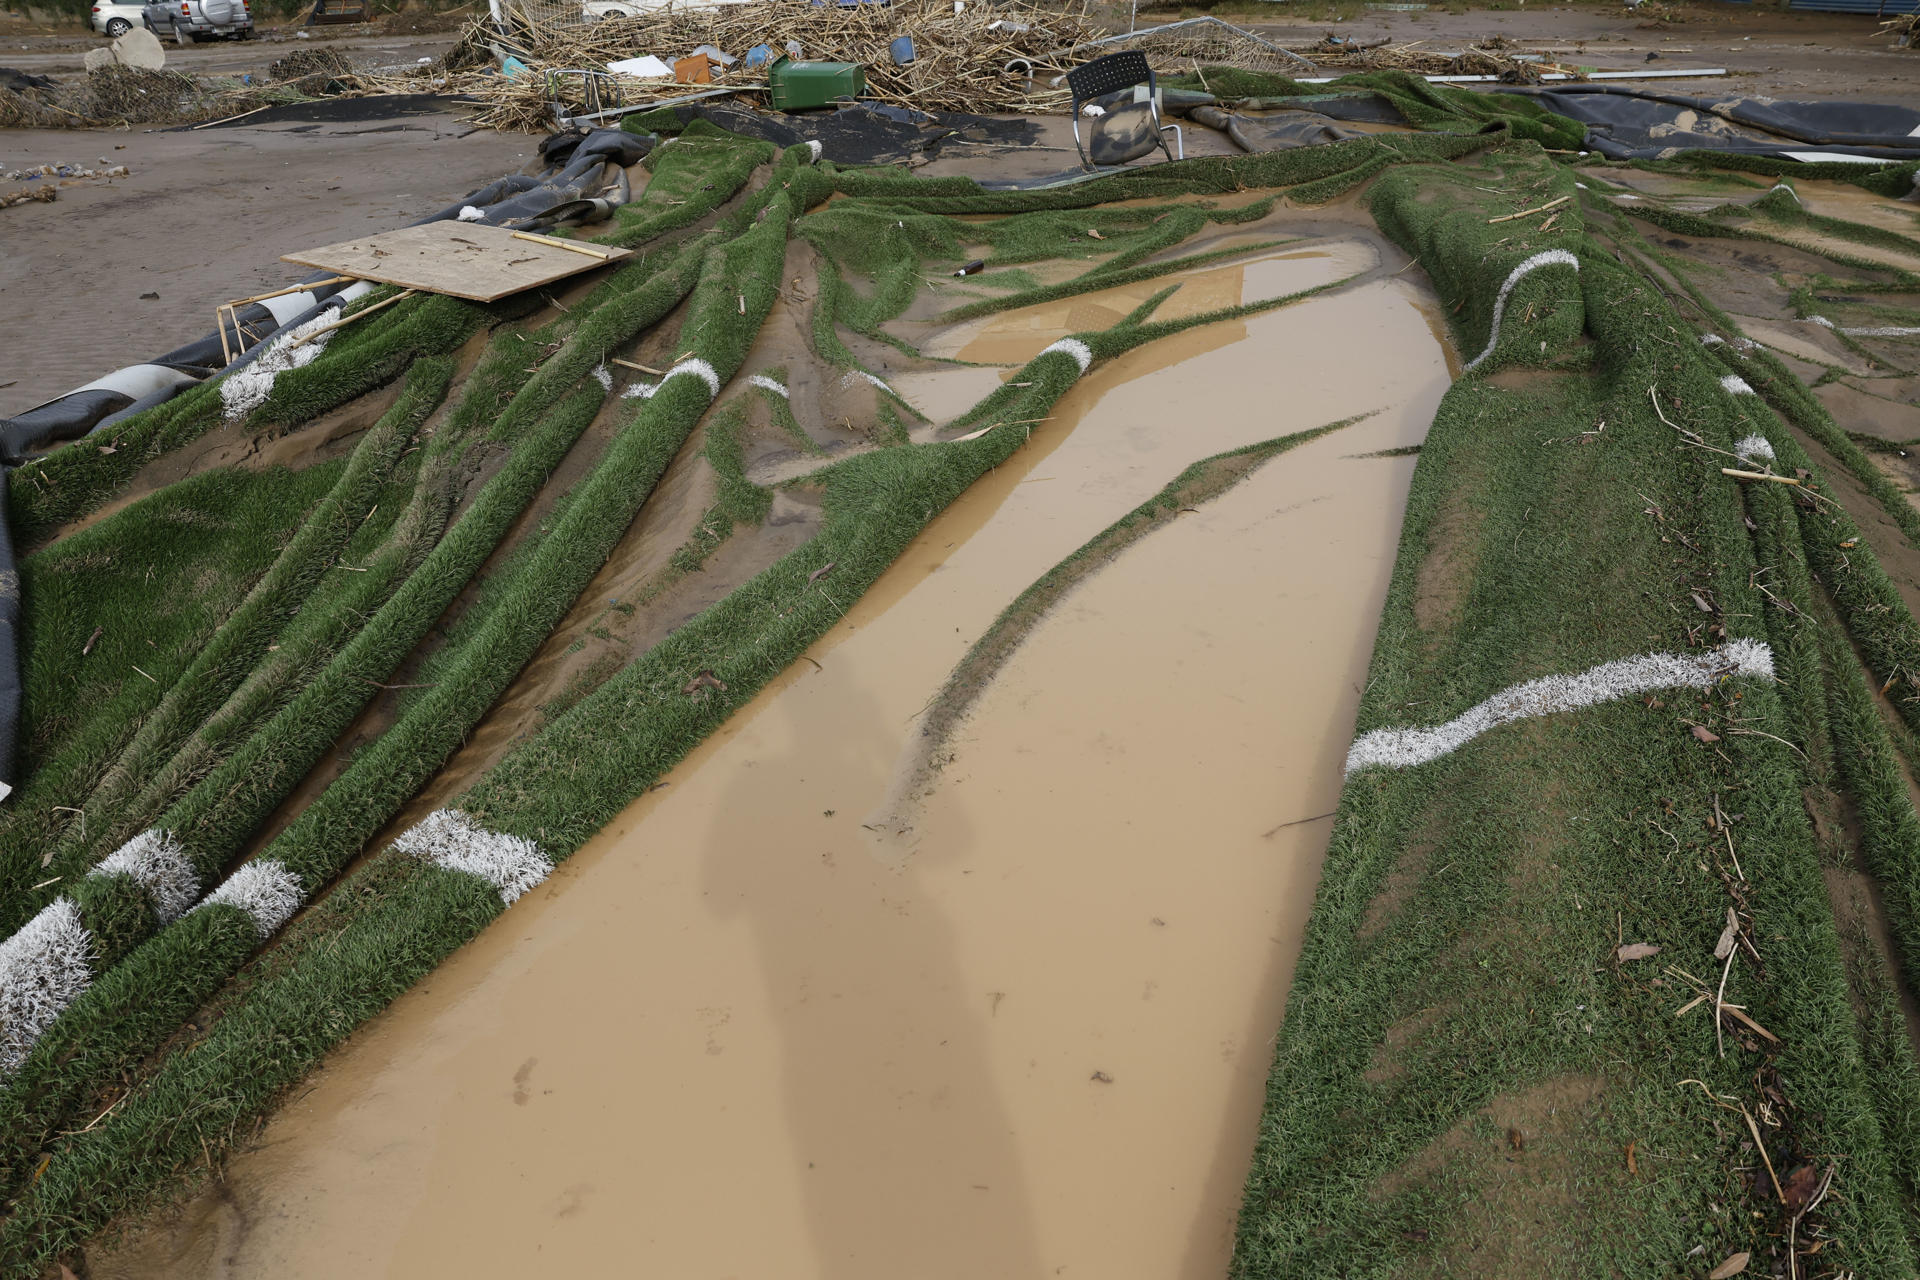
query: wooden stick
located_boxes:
[1721,467,1801,486]
[511,230,614,260]
[289,289,418,349]
[228,275,357,308]
[1487,194,1571,224]
[216,304,233,366]
[610,357,663,375]
[191,103,273,130]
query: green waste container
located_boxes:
[767,56,866,110]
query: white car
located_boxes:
[89,0,146,35]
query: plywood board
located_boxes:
[280,222,630,303]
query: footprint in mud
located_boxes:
[512,1057,537,1105]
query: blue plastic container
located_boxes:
[889,35,914,64]
[745,43,772,68]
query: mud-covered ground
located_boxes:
[0,117,533,417]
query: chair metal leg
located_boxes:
[1159,123,1183,162]
[1072,112,1093,170]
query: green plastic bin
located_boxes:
[768,56,866,110]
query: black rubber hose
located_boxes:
[0,478,19,801]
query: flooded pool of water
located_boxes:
[89,253,1455,1280]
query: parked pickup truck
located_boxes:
[142,0,252,41]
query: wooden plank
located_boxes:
[279,222,630,303]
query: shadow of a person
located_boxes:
[701,666,1047,1280]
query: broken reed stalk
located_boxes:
[511,230,613,260]
[1721,468,1801,486]
[1742,1104,1787,1204]
[1487,194,1571,224]
[228,275,358,308]
[289,289,418,349]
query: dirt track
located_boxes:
[0,114,531,417]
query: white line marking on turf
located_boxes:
[0,899,93,1074]
[90,829,198,924]
[394,810,553,905]
[1720,374,1756,396]
[1345,639,1775,774]
[1463,250,1580,374]
[198,859,305,938]
[1733,434,1776,464]
[1039,338,1092,372]
[748,374,790,398]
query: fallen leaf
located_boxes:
[1506,1127,1526,1152]
[1087,228,1104,239]
[1089,1070,1113,1083]
[1691,725,1721,744]
[1625,1140,1638,1176]
[1708,1251,1750,1279]
[1690,591,1713,613]
[81,625,103,657]
[1780,1164,1821,1216]
[808,561,836,584]
[1400,1229,1430,1243]
[96,444,116,455]
[1714,909,1739,960]
[1617,943,1662,961]
[682,670,728,695]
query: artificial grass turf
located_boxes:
[7,117,1920,1278]
[0,460,349,916]
[0,254,1384,1272]
[13,361,452,903]
[0,169,814,1209]
[1227,161,1920,1274]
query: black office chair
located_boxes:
[1066,50,1183,171]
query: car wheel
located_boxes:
[104,17,131,35]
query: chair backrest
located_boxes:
[1066,50,1154,106]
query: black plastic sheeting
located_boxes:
[654,99,1040,167]
[184,92,460,128]
[0,124,653,796]
[1504,86,1920,162]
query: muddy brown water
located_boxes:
[88,247,1454,1280]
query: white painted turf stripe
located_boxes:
[1810,315,1920,338]
[1345,639,1775,774]
[394,810,552,905]
[1733,434,1776,464]
[0,899,92,1074]
[90,829,198,924]
[1462,250,1580,374]
[619,358,720,402]
[1720,374,1756,396]
[840,369,896,395]
[1040,338,1092,372]
[748,374,790,398]
[198,859,304,938]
